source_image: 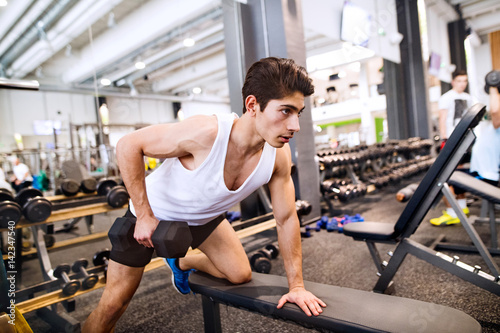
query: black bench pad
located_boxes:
[343,222,397,241]
[189,271,481,333]
[449,172,500,204]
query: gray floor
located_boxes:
[19,176,500,332]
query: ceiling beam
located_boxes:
[61,0,218,84]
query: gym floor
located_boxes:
[20,174,500,332]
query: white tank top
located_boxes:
[129,113,277,226]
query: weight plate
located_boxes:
[0,201,22,228]
[61,179,80,196]
[15,187,43,207]
[24,198,52,223]
[81,178,97,193]
[93,249,111,266]
[97,179,118,196]
[0,188,14,202]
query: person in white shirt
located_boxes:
[469,76,500,185]
[10,157,33,193]
[431,70,474,226]
[0,168,14,192]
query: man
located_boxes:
[431,70,474,226]
[469,75,500,185]
[83,57,326,332]
[10,157,33,193]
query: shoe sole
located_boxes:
[164,258,189,295]
[430,219,461,226]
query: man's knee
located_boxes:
[227,266,252,285]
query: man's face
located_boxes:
[452,75,468,93]
[254,91,305,148]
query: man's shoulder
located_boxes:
[183,115,218,142]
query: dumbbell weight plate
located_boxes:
[82,274,99,289]
[97,179,118,197]
[253,257,271,274]
[15,188,52,223]
[15,188,43,207]
[0,201,22,228]
[60,179,80,196]
[72,259,99,289]
[81,178,97,193]
[486,70,500,87]
[0,188,15,202]
[44,234,55,248]
[24,198,52,223]
[93,249,111,279]
[265,244,279,259]
[93,249,111,266]
[152,220,192,258]
[53,264,81,296]
[107,186,129,208]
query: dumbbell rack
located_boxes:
[318,139,435,216]
[0,201,127,332]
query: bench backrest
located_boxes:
[393,104,486,238]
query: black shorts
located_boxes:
[109,209,226,267]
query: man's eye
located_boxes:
[298,111,303,117]
[281,109,290,115]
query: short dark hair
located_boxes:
[452,70,467,80]
[241,57,314,113]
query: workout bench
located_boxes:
[342,103,500,295]
[433,171,500,255]
[189,271,480,332]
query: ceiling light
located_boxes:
[338,71,346,78]
[107,12,116,28]
[65,44,72,57]
[100,78,111,86]
[0,0,8,7]
[183,38,195,47]
[135,61,145,69]
[192,87,202,94]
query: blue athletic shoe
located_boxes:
[164,258,194,294]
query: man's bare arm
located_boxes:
[439,108,448,139]
[116,115,217,247]
[489,87,500,129]
[268,145,326,316]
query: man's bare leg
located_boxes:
[180,219,252,284]
[82,260,144,333]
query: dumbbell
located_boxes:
[396,183,419,202]
[80,178,98,193]
[15,188,52,223]
[72,259,99,289]
[484,70,500,94]
[0,188,22,228]
[108,216,192,258]
[44,234,55,248]
[93,249,110,279]
[97,179,129,208]
[53,264,81,296]
[295,200,312,216]
[60,179,80,196]
[249,252,272,274]
[258,244,280,260]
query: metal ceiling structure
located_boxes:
[0,0,498,100]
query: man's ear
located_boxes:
[245,95,259,115]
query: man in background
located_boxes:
[431,70,474,225]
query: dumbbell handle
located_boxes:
[76,266,92,278]
[57,271,72,284]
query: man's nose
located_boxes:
[287,115,300,133]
